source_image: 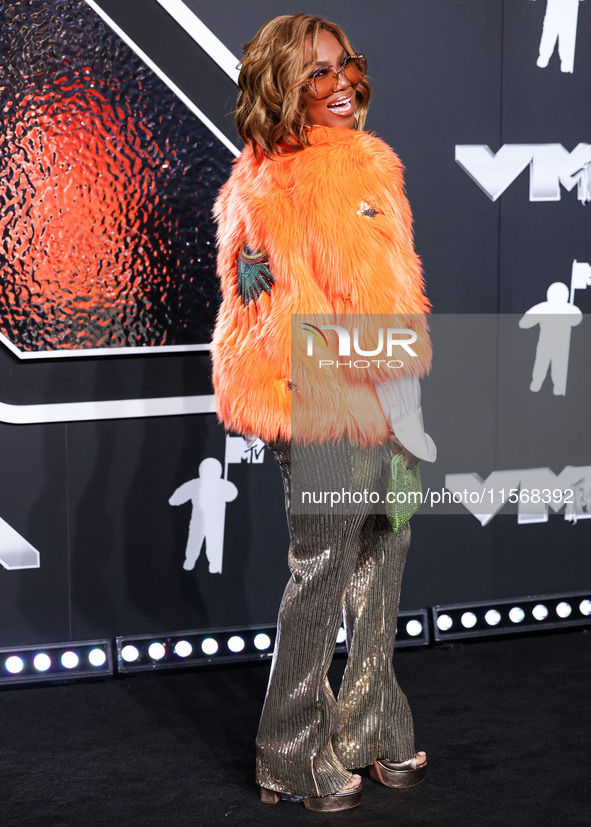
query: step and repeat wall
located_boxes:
[0,0,589,647]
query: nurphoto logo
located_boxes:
[302,322,418,370]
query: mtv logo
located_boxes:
[225,436,266,465]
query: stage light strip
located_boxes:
[84,0,240,157]
[116,612,430,674]
[335,609,430,652]
[432,591,591,642]
[154,0,240,82]
[116,626,277,672]
[0,639,113,686]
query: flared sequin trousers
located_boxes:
[256,440,416,798]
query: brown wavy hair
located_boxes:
[236,14,371,157]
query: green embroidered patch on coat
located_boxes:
[236,245,275,306]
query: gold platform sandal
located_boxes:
[260,774,362,812]
[369,752,427,788]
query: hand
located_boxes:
[388,432,419,469]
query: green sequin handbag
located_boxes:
[385,452,422,531]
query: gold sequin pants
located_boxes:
[256,440,415,797]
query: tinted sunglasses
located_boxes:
[302,53,367,99]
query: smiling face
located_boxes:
[301,29,356,129]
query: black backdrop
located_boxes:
[0,0,589,647]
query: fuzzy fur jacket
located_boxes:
[211,125,432,446]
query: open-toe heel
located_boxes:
[303,777,362,812]
[260,776,362,811]
[259,786,281,804]
[369,753,427,788]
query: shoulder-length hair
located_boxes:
[235,14,372,157]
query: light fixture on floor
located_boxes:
[432,591,591,642]
[117,611,431,674]
[0,640,113,686]
[116,625,277,673]
[335,609,430,653]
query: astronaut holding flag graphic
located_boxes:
[169,435,265,575]
[169,458,237,574]
[519,260,589,396]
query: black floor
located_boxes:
[1,629,589,826]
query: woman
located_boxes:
[211,13,435,813]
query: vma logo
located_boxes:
[456,144,591,204]
[445,466,591,526]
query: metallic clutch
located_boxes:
[385,452,422,531]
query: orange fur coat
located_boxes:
[211,126,432,446]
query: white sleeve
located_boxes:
[375,374,437,462]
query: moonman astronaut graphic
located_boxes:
[531,0,584,74]
[169,457,237,574]
[519,282,582,396]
